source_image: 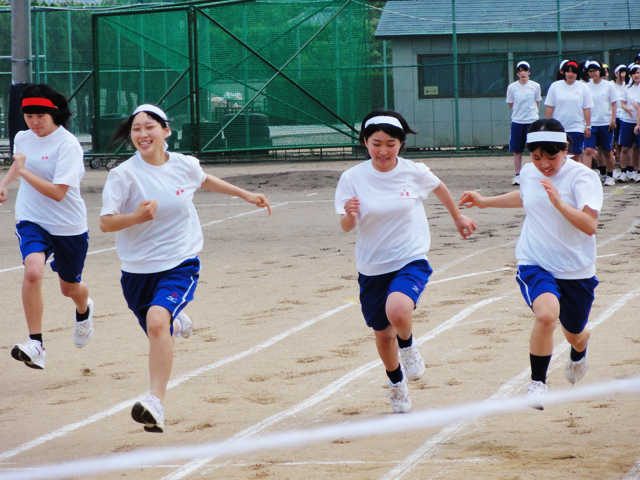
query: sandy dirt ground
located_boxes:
[0,155,639,480]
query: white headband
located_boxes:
[630,65,640,73]
[527,131,567,143]
[615,65,626,74]
[628,63,636,70]
[133,104,168,121]
[364,116,403,130]
[516,61,530,69]
[559,60,568,70]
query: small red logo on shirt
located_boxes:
[400,189,411,197]
[42,155,49,160]
[176,187,185,195]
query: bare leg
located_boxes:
[375,325,400,372]
[562,326,590,353]
[513,152,523,175]
[582,148,596,168]
[146,306,174,403]
[530,293,559,356]
[59,278,89,314]
[22,252,46,335]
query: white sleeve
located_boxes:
[184,155,207,186]
[544,83,556,107]
[609,83,619,103]
[52,138,84,188]
[335,173,355,215]
[574,170,603,214]
[582,85,594,109]
[506,84,514,103]
[535,83,542,101]
[100,170,128,216]
[417,163,442,200]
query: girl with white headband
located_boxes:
[100,104,271,432]
[545,60,594,164]
[506,60,541,186]
[0,83,94,370]
[610,63,629,179]
[459,118,603,410]
[335,110,477,413]
[616,64,640,183]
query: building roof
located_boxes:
[375,0,640,37]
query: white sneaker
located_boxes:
[613,168,621,180]
[73,298,94,348]
[512,174,520,186]
[387,378,411,413]
[11,339,46,369]
[629,171,638,182]
[526,380,547,411]
[565,355,588,385]
[603,175,616,186]
[173,311,193,339]
[618,171,628,182]
[132,395,165,433]
[399,342,425,381]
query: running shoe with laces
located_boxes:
[387,377,411,413]
[399,341,426,381]
[564,354,588,385]
[526,380,547,410]
[131,395,165,433]
[628,171,638,182]
[603,175,616,187]
[618,171,628,182]
[512,174,520,186]
[73,298,94,348]
[613,168,621,180]
[11,339,46,369]
[173,311,193,339]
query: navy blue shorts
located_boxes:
[358,259,433,331]
[566,131,585,154]
[583,125,613,151]
[516,265,598,334]
[120,257,201,335]
[509,122,531,153]
[618,120,639,148]
[15,221,88,284]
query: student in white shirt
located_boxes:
[0,84,94,371]
[506,61,541,186]
[100,104,271,433]
[618,65,640,182]
[335,110,477,413]
[460,118,602,410]
[583,61,618,185]
[610,64,628,179]
[545,61,594,164]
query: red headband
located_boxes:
[22,97,55,108]
[566,62,578,68]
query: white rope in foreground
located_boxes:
[2,377,639,480]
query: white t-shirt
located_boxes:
[13,127,87,235]
[587,80,619,126]
[516,159,603,279]
[610,80,626,119]
[334,157,441,276]
[545,80,594,132]
[506,80,541,124]
[619,84,640,123]
[100,152,207,274]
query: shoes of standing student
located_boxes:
[564,355,589,385]
[628,171,638,182]
[388,378,412,413]
[73,298,94,348]
[613,168,621,180]
[11,339,46,369]
[399,341,426,381]
[603,175,616,187]
[512,174,520,186]
[132,395,165,433]
[173,311,193,339]
[526,380,547,411]
[618,171,628,182]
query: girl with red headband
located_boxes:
[335,110,477,413]
[544,60,594,164]
[0,84,93,370]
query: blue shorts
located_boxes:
[358,259,433,331]
[614,118,621,144]
[15,221,88,284]
[583,125,613,151]
[618,120,639,148]
[120,257,201,335]
[566,131,585,154]
[516,265,598,334]
[509,122,531,153]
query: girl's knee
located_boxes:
[23,267,44,286]
[535,312,558,329]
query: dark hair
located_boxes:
[109,107,170,152]
[578,60,591,81]
[614,64,628,85]
[516,63,530,74]
[20,83,72,129]
[587,62,606,78]
[627,66,640,88]
[526,118,569,156]
[358,110,416,149]
[555,60,568,80]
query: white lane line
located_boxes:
[160,292,516,480]
[430,267,511,284]
[382,279,640,480]
[432,242,517,277]
[0,302,356,462]
[596,220,640,248]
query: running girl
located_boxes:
[0,84,93,370]
[460,118,603,410]
[506,61,542,186]
[335,110,477,413]
[545,60,594,164]
[100,104,271,432]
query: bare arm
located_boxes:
[201,174,271,215]
[433,182,477,239]
[507,102,514,109]
[545,105,554,118]
[340,196,360,232]
[0,160,22,203]
[459,189,523,209]
[13,153,68,202]
[584,109,591,138]
[540,179,598,236]
[99,200,158,232]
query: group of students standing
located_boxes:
[507,55,640,187]
[3,82,602,430]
